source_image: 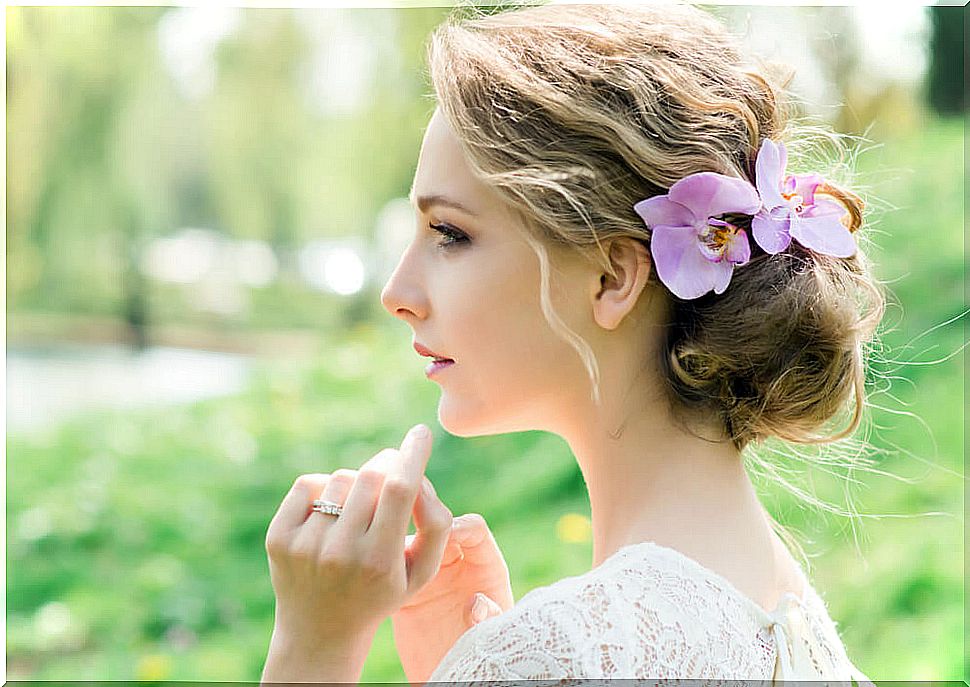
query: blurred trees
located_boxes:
[7,8,175,344]
[7,7,447,335]
[207,11,315,268]
[926,4,967,115]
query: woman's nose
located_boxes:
[380,255,426,322]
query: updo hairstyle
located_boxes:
[426,2,886,453]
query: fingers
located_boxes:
[266,473,331,546]
[439,517,465,568]
[293,469,357,545]
[451,514,507,571]
[274,425,445,591]
[404,491,463,572]
[368,425,435,553]
[320,470,357,508]
[328,449,397,537]
[469,592,504,625]
[402,476,453,593]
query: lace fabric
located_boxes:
[427,542,872,685]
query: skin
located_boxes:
[260,106,812,686]
[391,511,514,682]
[260,426,454,684]
[381,108,806,613]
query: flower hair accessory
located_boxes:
[633,138,857,300]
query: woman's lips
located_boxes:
[414,341,452,360]
[414,342,454,376]
[425,359,455,378]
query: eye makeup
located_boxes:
[430,222,470,250]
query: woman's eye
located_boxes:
[430,222,469,250]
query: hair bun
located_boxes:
[428,2,886,451]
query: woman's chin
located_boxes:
[437,398,511,437]
[436,408,483,438]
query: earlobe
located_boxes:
[593,238,652,331]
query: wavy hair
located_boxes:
[426,1,888,564]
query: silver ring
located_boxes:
[312,499,344,517]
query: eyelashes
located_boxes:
[430,222,470,250]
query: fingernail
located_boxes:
[412,424,430,439]
[422,477,436,497]
[471,593,488,623]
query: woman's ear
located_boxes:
[592,238,652,331]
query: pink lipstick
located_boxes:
[425,359,455,377]
[414,341,455,378]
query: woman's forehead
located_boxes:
[413,112,470,191]
[412,111,502,219]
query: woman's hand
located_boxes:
[261,424,453,681]
[391,512,514,684]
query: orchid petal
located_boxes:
[667,172,761,220]
[755,139,787,209]
[789,200,856,257]
[711,260,735,295]
[633,194,696,229]
[751,208,792,254]
[802,198,848,219]
[791,173,825,205]
[651,224,727,300]
[783,174,797,195]
[722,227,751,265]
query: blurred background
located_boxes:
[6,2,966,681]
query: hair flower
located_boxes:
[634,172,761,300]
[751,138,856,258]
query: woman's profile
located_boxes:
[260,2,884,683]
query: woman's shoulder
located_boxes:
[476,540,772,630]
[429,541,867,682]
[611,542,869,682]
[427,542,779,682]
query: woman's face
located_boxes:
[380,109,595,437]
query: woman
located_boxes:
[261,2,883,683]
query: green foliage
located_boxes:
[926,5,967,116]
[6,6,447,322]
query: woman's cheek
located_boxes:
[434,359,527,437]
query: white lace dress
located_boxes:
[428,542,872,684]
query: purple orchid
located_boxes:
[634,172,761,300]
[751,139,856,257]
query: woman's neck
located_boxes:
[556,396,774,571]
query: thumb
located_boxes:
[470,592,503,625]
[452,514,508,573]
[405,487,463,569]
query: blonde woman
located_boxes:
[261,3,882,683]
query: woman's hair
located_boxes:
[426,3,886,464]
[429,5,885,450]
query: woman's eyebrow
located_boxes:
[409,190,478,217]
